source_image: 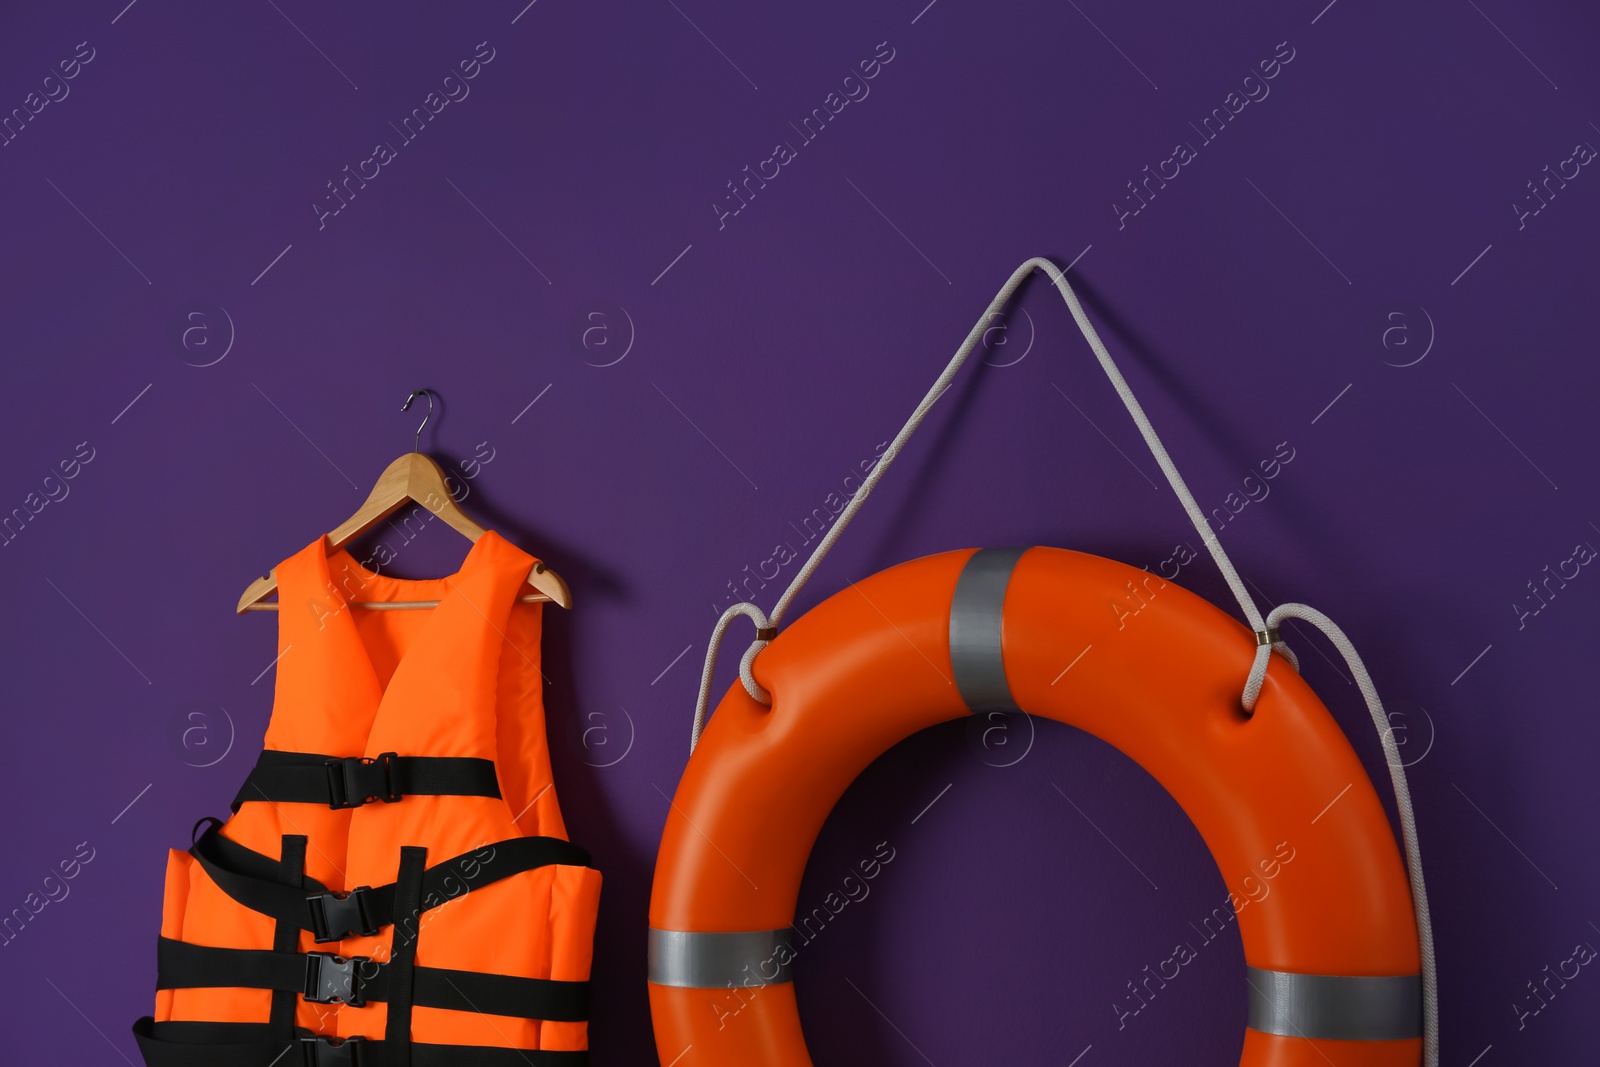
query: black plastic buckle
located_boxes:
[303,951,369,1006]
[324,752,401,809]
[306,886,378,944]
[299,1035,365,1066]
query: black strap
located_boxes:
[133,1018,285,1066]
[384,846,427,1065]
[156,938,591,1021]
[270,836,308,1033]
[189,826,590,943]
[133,1017,589,1066]
[232,751,502,812]
[160,938,316,997]
[412,965,589,1023]
[198,822,330,889]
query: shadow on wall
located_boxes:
[1067,275,1330,546]
[436,454,655,1064]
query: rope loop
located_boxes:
[1242,631,1301,712]
[689,602,772,751]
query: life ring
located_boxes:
[648,546,1422,1066]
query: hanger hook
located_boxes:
[401,389,433,452]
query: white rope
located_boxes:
[686,601,770,747]
[684,255,1436,1066]
[689,254,1291,749]
[1260,603,1438,1067]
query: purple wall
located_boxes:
[2,0,1596,1063]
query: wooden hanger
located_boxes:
[236,389,572,614]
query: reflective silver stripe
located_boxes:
[648,928,795,988]
[949,547,1028,713]
[1246,967,1422,1041]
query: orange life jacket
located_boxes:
[133,531,601,1066]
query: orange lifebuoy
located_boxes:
[649,546,1422,1067]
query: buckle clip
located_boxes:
[303,951,369,1006]
[299,1035,365,1066]
[324,752,401,809]
[306,886,378,944]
